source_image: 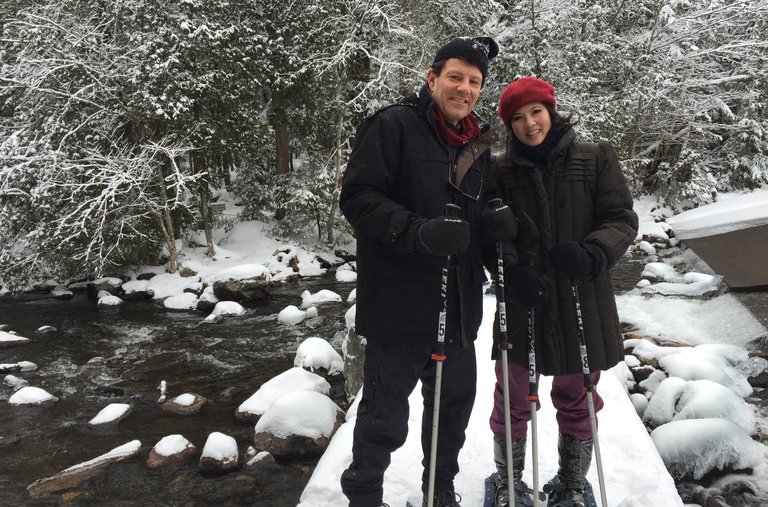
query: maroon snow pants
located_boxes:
[490,361,603,441]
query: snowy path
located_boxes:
[299,295,684,507]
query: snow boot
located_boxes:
[422,490,461,506]
[546,433,593,507]
[493,434,533,507]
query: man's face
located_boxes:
[427,58,483,126]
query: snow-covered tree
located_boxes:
[2,0,766,289]
[489,0,768,208]
[0,1,199,288]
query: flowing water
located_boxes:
[0,276,355,506]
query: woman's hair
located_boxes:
[545,104,578,130]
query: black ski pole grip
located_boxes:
[445,203,461,218]
[487,197,503,209]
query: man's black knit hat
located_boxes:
[432,36,500,84]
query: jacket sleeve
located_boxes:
[584,142,639,269]
[339,110,423,254]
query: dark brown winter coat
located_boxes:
[495,127,638,374]
[340,85,499,345]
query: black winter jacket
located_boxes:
[495,127,638,374]
[340,85,499,345]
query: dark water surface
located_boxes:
[0,276,355,506]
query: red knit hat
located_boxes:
[497,77,556,127]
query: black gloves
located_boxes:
[416,216,470,255]
[506,264,549,307]
[548,241,605,282]
[482,200,518,242]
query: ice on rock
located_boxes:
[659,352,751,397]
[651,418,767,480]
[674,379,756,434]
[642,376,687,428]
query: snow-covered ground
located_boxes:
[298,191,768,507]
[299,295,685,507]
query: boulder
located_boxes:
[27,440,140,498]
[253,391,344,459]
[0,330,30,349]
[342,328,365,403]
[212,265,272,301]
[199,432,241,473]
[147,435,197,470]
[162,393,207,415]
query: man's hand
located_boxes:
[416,216,470,255]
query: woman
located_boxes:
[489,77,638,507]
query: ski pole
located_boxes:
[488,199,516,507]
[427,203,462,507]
[512,204,547,506]
[526,305,541,507]
[570,281,608,507]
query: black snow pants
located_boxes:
[340,335,477,507]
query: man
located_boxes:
[339,37,517,507]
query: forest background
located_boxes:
[1,0,766,292]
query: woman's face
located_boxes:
[509,102,552,147]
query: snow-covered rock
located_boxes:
[147,434,197,470]
[236,367,330,423]
[335,263,357,283]
[196,286,219,312]
[9,386,58,405]
[203,301,246,323]
[51,285,74,300]
[344,304,356,330]
[120,279,151,299]
[0,330,30,348]
[97,294,123,308]
[3,374,29,390]
[88,403,132,426]
[300,289,342,308]
[163,292,199,311]
[162,393,207,415]
[651,419,767,480]
[211,264,272,301]
[294,337,343,375]
[659,351,751,397]
[278,305,318,325]
[27,440,141,498]
[199,432,240,473]
[253,391,344,459]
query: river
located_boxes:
[0,276,354,506]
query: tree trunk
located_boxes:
[192,150,216,258]
[154,170,178,273]
[326,73,346,245]
[272,93,290,221]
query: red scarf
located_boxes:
[432,106,481,147]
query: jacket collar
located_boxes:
[506,125,576,166]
